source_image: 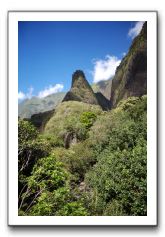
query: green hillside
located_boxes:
[44,101,102,147]
[18,22,147,217]
[18,96,147,216]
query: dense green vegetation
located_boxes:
[44,101,102,145]
[18,95,147,216]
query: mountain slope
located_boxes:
[92,78,112,100]
[95,92,111,110]
[18,92,66,119]
[110,22,147,108]
[44,101,102,148]
[29,109,55,131]
[63,70,111,110]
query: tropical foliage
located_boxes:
[18,96,147,216]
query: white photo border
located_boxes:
[8,11,157,226]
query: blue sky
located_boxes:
[18,21,144,100]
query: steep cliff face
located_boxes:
[29,109,55,132]
[110,22,147,108]
[95,92,111,110]
[62,70,99,105]
[92,78,112,100]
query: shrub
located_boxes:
[51,142,96,182]
[18,119,52,186]
[18,120,51,176]
[68,142,96,181]
[19,154,89,216]
[80,111,97,129]
[44,101,102,144]
[85,139,147,216]
[18,155,70,215]
[18,96,147,216]
[103,200,126,216]
[18,119,38,144]
[87,96,147,155]
[84,96,147,216]
[56,202,88,216]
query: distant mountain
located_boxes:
[110,22,147,108]
[92,78,112,100]
[62,70,99,105]
[18,92,66,119]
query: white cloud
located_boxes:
[92,55,121,83]
[128,21,144,39]
[18,87,34,101]
[38,84,64,98]
[18,91,26,100]
[18,84,64,101]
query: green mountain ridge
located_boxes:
[110,22,147,108]
[18,22,147,217]
[26,22,147,132]
[18,92,66,119]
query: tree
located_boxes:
[80,111,97,129]
[18,119,52,210]
[84,96,147,216]
[18,119,50,175]
[19,155,88,216]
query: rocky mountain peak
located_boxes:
[72,70,86,86]
[71,70,94,92]
[62,70,99,105]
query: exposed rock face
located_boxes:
[29,109,55,131]
[63,70,112,110]
[92,78,112,100]
[110,22,147,108]
[95,92,111,110]
[64,132,78,149]
[63,70,99,105]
